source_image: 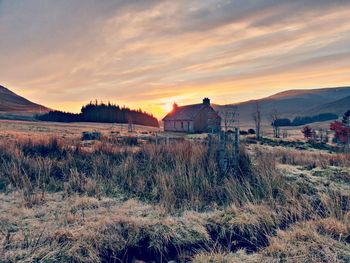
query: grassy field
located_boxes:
[0,120,349,262]
[0,120,161,139]
[239,119,335,141]
[0,119,332,141]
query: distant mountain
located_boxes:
[214,86,350,126]
[0,85,49,119]
[309,95,350,115]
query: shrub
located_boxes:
[248,129,256,135]
[82,132,101,141]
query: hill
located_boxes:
[214,86,350,126]
[0,85,49,118]
[309,95,350,115]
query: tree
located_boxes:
[270,109,281,138]
[342,110,350,127]
[311,129,317,142]
[220,105,237,132]
[252,101,261,140]
[273,118,292,127]
[37,101,159,127]
[331,121,349,143]
[318,128,325,143]
[330,111,350,151]
[292,113,337,126]
[302,126,312,141]
[282,129,288,138]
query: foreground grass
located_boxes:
[1,193,349,262]
[0,135,349,262]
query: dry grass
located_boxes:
[192,250,259,263]
[1,135,279,211]
[0,127,350,262]
[264,220,350,262]
[255,145,350,168]
[0,119,160,140]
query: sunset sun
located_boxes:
[162,102,175,114]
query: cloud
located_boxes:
[0,0,350,117]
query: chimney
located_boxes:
[203,98,210,105]
[173,102,178,111]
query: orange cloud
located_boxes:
[1,1,350,119]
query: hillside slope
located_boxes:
[310,95,350,115]
[0,85,49,113]
[214,86,350,125]
[0,85,50,120]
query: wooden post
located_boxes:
[128,123,133,133]
[219,131,227,172]
[234,127,240,158]
[207,133,212,155]
[230,127,240,169]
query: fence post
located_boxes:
[234,127,240,159]
[219,131,227,172]
[128,123,133,133]
[207,133,212,155]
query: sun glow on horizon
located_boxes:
[162,102,174,115]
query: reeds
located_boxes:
[0,135,349,262]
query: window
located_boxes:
[174,121,176,128]
[181,122,184,129]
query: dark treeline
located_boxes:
[37,111,82,122]
[272,113,338,127]
[37,101,159,127]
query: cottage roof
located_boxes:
[162,103,208,121]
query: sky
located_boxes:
[1,0,350,118]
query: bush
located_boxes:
[240,130,248,135]
[248,129,256,135]
[82,131,101,141]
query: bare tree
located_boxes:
[252,101,262,140]
[220,105,237,132]
[270,109,281,138]
[318,128,325,143]
[342,110,350,150]
[282,129,288,138]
